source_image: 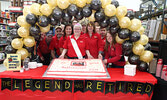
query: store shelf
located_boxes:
[0,36,7,38]
[0,23,9,26]
[140,10,167,20]
[0,17,10,20]
[0,29,9,32]
[0,43,8,46]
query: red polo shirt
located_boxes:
[37,38,51,57]
[49,36,60,55]
[63,35,89,57]
[59,36,67,48]
[82,33,103,58]
[104,43,125,66]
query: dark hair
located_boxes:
[104,32,117,51]
[63,24,73,38]
[86,21,95,33]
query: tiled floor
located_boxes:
[0,64,6,72]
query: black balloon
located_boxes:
[38,0,47,4]
[6,36,13,44]
[126,11,135,20]
[38,15,49,27]
[63,11,72,22]
[118,29,130,39]
[144,43,151,50]
[128,54,140,65]
[9,29,20,39]
[26,13,37,25]
[122,40,133,51]
[90,0,101,10]
[34,35,40,41]
[24,46,34,53]
[14,23,20,29]
[99,18,109,28]
[111,0,119,8]
[30,25,40,36]
[75,9,83,20]
[49,15,58,25]
[52,7,64,20]
[137,61,148,72]
[109,16,118,27]
[67,4,79,16]
[82,5,92,17]
[5,45,16,54]
[110,25,120,34]
[130,31,140,42]
[95,9,105,22]
[123,49,133,56]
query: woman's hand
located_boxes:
[87,54,94,59]
[40,56,44,61]
[103,59,107,64]
[59,55,64,59]
[98,53,103,59]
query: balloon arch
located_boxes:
[5,0,153,71]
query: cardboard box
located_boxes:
[124,64,136,76]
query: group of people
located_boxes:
[37,21,125,68]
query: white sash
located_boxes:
[70,36,83,59]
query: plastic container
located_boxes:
[161,65,167,79]
[156,59,163,77]
[23,58,30,71]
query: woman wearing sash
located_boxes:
[103,32,125,68]
[59,23,93,59]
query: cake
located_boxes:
[45,59,110,79]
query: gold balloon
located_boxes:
[11,38,23,49]
[23,36,35,47]
[132,43,144,56]
[128,19,141,31]
[101,0,112,8]
[57,0,70,9]
[76,0,86,8]
[3,59,8,67]
[70,0,77,4]
[135,34,148,45]
[23,6,31,16]
[140,50,154,63]
[18,27,29,38]
[88,11,95,22]
[40,4,52,16]
[119,17,131,28]
[104,4,116,17]
[137,26,145,35]
[115,34,125,44]
[17,15,30,27]
[86,0,92,4]
[40,25,51,32]
[30,3,41,15]
[116,6,127,18]
[16,48,29,60]
[47,0,57,8]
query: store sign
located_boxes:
[1,78,154,96]
[6,54,21,71]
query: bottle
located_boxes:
[156,59,163,77]
[161,65,167,79]
[164,73,167,81]
[23,58,30,71]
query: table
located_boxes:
[0,66,157,100]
